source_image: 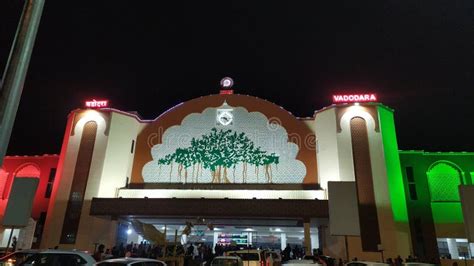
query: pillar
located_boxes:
[447,238,459,259]
[304,222,312,255]
[281,233,287,250]
[213,232,219,253]
[248,232,253,246]
[311,232,319,250]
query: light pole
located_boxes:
[0,0,45,166]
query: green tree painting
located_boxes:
[157,128,279,183]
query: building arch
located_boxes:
[14,163,41,178]
[426,160,464,202]
[2,163,41,199]
[339,106,378,133]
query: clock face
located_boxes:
[217,110,233,126]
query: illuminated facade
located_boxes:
[0,154,58,249]
[399,151,474,260]
[2,90,472,263]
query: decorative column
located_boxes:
[213,232,219,253]
[311,231,319,250]
[469,243,474,258]
[446,238,459,259]
[281,233,287,250]
[304,222,312,255]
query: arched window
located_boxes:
[15,164,40,178]
[426,161,463,202]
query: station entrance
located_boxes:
[90,197,329,254]
[119,218,321,251]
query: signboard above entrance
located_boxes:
[332,94,377,103]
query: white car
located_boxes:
[20,250,96,266]
[226,250,263,266]
[95,257,166,266]
[211,256,243,266]
[0,249,39,265]
[345,262,389,266]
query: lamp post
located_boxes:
[0,0,45,166]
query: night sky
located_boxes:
[1,1,474,155]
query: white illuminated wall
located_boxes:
[314,104,410,260]
[118,188,325,199]
[315,105,386,198]
[314,108,340,196]
[42,110,142,251]
[42,110,110,249]
[95,113,142,198]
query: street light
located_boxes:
[0,0,45,166]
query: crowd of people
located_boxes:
[93,241,299,264]
[92,241,434,266]
[93,241,173,261]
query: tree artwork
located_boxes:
[156,128,279,183]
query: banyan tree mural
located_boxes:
[156,128,279,183]
[142,106,307,184]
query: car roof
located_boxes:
[36,249,91,254]
[346,262,389,265]
[11,249,39,253]
[24,250,96,263]
[1,249,39,256]
[214,256,242,260]
[0,250,39,260]
[100,257,165,263]
[230,250,261,253]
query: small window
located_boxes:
[131,140,135,153]
[45,168,56,198]
[45,183,53,198]
[405,167,414,182]
[48,168,57,182]
[409,183,418,200]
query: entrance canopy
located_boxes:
[90,198,328,220]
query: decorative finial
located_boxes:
[220,77,234,89]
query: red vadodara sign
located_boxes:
[85,99,108,108]
[333,94,377,103]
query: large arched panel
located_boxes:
[350,116,381,252]
[427,161,463,202]
[60,121,97,244]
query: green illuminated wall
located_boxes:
[398,151,474,225]
[427,161,463,202]
[431,202,464,224]
[378,106,409,222]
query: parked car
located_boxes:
[226,250,263,266]
[0,250,39,266]
[211,256,243,266]
[262,250,282,266]
[19,250,96,266]
[95,258,167,266]
[283,259,322,266]
[313,256,335,266]
[345,262,389,266]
